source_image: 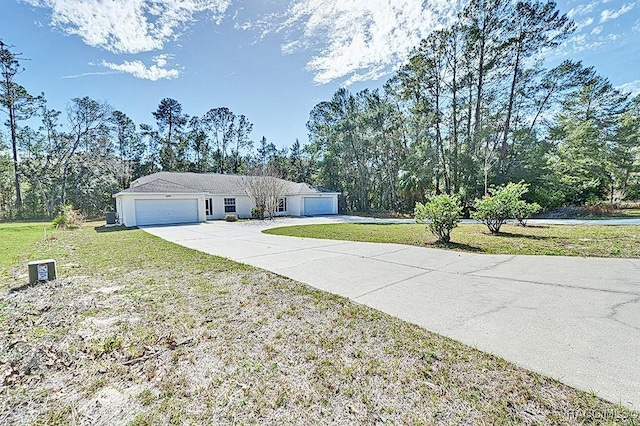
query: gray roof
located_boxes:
[119,178,203,194]
[119,172,338,196]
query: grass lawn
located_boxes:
[1,222,638,424]
[0,222,58,278]
[265,223,640,258]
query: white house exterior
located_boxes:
[114,172,340,227]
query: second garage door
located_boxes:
[303,197,334,216]
[135,198,199,226]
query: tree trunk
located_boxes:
[500,42,522,167]
[9,106,21,212]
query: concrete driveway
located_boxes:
[143,217,640,410]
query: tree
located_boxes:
[61,97,112,207]
[240,163,288,220]
[152,98,187,171]
[202,107,235,173]
[231,114,253,173]
[497,1,573,166]
[19,104,64,218]
[111,110,144,188]
[0,131,15,218]
[256,136,276,166]
[472,181,536,233]
[414,194,463,243]
[0,41,39,213]
[548,73,629,204]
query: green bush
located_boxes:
[414,194,463,243]
[52,205,83,229]
[224,214,238,222]
[251,205,266,220]
[472,182,537,233]
[513,200,542,226]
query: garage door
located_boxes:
[135,199,199,226]
[304,197,334,216]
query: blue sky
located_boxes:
[2,0,639,150]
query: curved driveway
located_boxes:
[143,217,640,410]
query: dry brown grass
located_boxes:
[0,223,637,425]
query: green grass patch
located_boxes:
[264,223,640,258]
[0,222,58,279]
[1,222,637,424]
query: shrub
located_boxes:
[52,205,83,229]
[224,214,238,222]
[251,205,266,220]
[472,182,536,233]
[513,200,542,226]
[414,194,463,243]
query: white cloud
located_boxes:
[575,17,595,30]
[271,0,462,85]
[617,79,640,95]
[61,70,119,79]
[21,0,232,54]
[100,55,179,80]
[568,1,598,18]
[600,3,635,23]
[591,25,603,34]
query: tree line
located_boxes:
[0,43,313,219]
[2,0,639,220]
[305,0,640,213]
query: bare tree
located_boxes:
[239,163,288,220]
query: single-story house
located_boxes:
[113,172,340,227]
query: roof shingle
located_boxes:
[124,172,337,195]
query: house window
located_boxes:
[205,198,213,216]
[224,198,236,213]
[277,197,287,212]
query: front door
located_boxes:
[205,198,214,220]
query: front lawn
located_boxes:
[264,223,640,258]
[0,222,637,424]
[0,222,57,278]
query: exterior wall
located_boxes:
[209,195,255,220]
[286,195,303,216]
[116,193,206,227]
[115,191,340,226]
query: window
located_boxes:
[224,198,236,213]
[277,197,287,212]
[205,198,213,216]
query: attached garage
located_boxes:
[303,197,335,216]
[134,198,200,226]
[114,172,340,226]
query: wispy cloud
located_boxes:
[617,79,640,95]
[568,1,599,18]
[600,2,635,23]
[100,54,179,80]
[264,0,462,85]
[21,0,232,54]
[61,71,119,79]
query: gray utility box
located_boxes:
[105,211,116,225]
[28,259,57,284]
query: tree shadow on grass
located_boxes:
[429,241,483,253]
[490,231,552,241]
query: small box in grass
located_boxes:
[27,259,57,284]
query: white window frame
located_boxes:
[224,198,236,213]
[277,197,287,212]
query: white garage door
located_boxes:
[135,199,199,226]
[304,197,334,216]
